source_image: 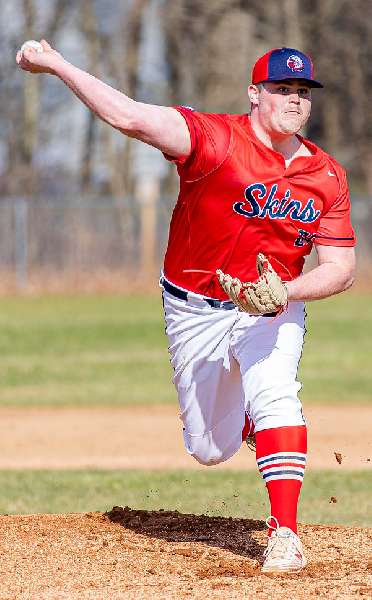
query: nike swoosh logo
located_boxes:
[328,170,336,177]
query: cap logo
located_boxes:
[286,55,304,72]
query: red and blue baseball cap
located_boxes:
[252,47,323,88]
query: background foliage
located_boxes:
[1,0,372,198]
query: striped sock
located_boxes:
[255,425,307,534]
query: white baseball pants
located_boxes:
[162,287,306,466]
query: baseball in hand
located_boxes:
[20,40,44,56]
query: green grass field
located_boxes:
[0,291,370,406]
[0,469,369,527]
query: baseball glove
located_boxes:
[216,254,288,315]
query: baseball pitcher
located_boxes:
[17,42,356,573]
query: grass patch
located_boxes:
[0,294,175,406]
[0,292,370,406]
[300,292,372,403]
[0,469,370,527]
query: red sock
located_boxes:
[241,412,254,441]
[255,425,307,534]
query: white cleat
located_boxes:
[262,517,307,573]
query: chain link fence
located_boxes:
[0,196,370,293]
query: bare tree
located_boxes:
[79,0,101,194]
[1,0,74,196]
[2,0,372,198]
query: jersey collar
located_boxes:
[244,115,327,175]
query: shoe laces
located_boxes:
[266,515,280,534]
[264,516,303,560]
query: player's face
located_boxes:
[252,80,312,137]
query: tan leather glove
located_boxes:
[216,254,288,315]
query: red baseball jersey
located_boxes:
[163,107,355,300]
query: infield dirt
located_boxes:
[0,509,371,599]
[0,404,370,470]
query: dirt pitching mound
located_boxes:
[0,509,370,600]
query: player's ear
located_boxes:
[248,84,260,107]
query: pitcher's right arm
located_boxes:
[16,39,191,160]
